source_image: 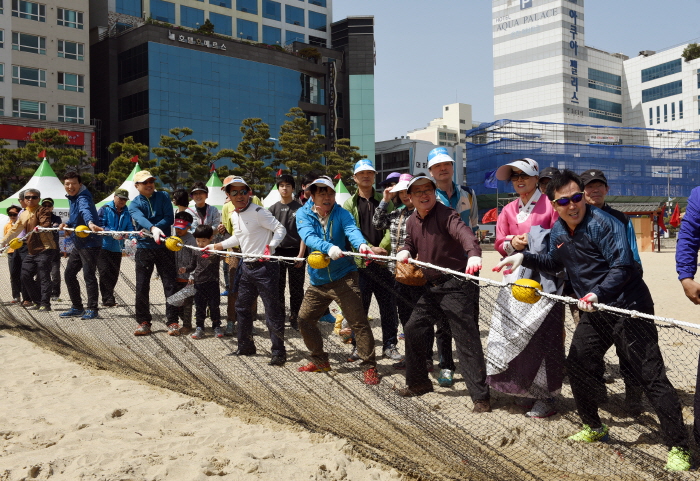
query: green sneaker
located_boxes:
[567,424,609,442]
[665,447,691,471]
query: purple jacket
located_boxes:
[676,187,700,280]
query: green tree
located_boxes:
[197,18,215,35]
[324,139,365,186]
[230,118,276,194]
[682,43,700,62]
[275,107,326,186]
[102,136,152,191]
[150,127,235,191]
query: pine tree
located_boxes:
[275,107,326,186]
[230,118,276,195]
[103,136,151,191]
[324,138,365,186]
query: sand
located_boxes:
[1,247,699,480]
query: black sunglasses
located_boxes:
[24,195,39,200]
[228,189,249,197]
[510,173,532,181]
[553,192,584,206]
[8,212,18,216]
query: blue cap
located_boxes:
[427,147,454,169]
[353,159,376,174]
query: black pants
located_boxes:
[134,248,178,325]
[173,281,193,327]
[22,250,54,308]
[394,280,455,370]
[97,249,123,305]
[50,249,61,297]
[194,280,221,328]
[568,309,688,449]
[404,277,488,402]
[65,247,100,311]
[358,262,399,350]
[277,258,306,321]
[8,250,23,299]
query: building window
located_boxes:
[0,98,4,116]
[308,0,326,6]
[0,0,3,14]
[588,97,622,123]
[179,5,203,28]
[12,65,45,87]
[209,0,231,8]
[58,104,84,124]
[118,91,148,121]
[649,107,653,125]
[672,102,676,121]
[642,80,682,103]
[262,25,281,45]
[12,32,46,55]
[236,18,257,41]
[285,5,304,26]
[57,72,84,92]
[0,64,3,82]
[116,0,141,17]
[12,0,45,22]
[236,0,256,14]
[262,0,280,21]
[285,30,303,45]
[308,11,326,31]
[12,98,46,119]
[698,69,700,88]
[210,12,232,36]
[641,59,682,83]
[308,35,325,48]
[588,68,622,95]
[58,40,84,60]
[680,100,684,119]
[656,106,660,124]
[336,91,343,118]
[57,8,84,29]
[0,30,4,49]
[150,0,174,23]
[664,104,668,122]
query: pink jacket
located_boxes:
[495,194,559,257]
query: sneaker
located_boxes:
[191,327,204,339]
[269,354,287,366]
[221,290,229,296]
[289,317,299,331]
[224,321,235,336]
[21,300,33,308]
[167,323,181,336]
[102,302,117,307]
[437,369,455,387]
[25,303,40,310]
[396,383,434,397]
[235,347,256,356]
[38,306,51,312]
[383,345,404,361]
[624,385,644,417]
[525,399,557,418]
[347,347,360,362]
[81,309,98,320]
[472,400,492,414]
[363,367,380,385]
[60,307,85,318]
[134,322,152,336]
[398,332,405,341]
[665,447,691,471]
[319,313,335,323]
[179,326,193,335]
[11,297,20,304]
[298,361,331,372]
[50,297,62,302]
[214,327,224,338]
[392,360,406,370]
[567,424,609,442]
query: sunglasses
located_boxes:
[510,173,532,181]
[8,213,18,217]
[228,189,249,197]
[24,195,39,200]
[553,192,585,206]
[138,179,155,185]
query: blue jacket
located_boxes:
[128,191,174,249]
[523,205,652,311]
[677,186,700,280]
[66,185,101,249]
[98,201,133,252]
[436,182,479,232]
[296,200,367,286]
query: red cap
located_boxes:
[173,219,190,229]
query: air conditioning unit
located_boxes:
[639,50,656,57]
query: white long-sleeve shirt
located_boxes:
[219,201,286,262]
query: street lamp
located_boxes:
[653,166,677,205]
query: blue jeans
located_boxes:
[358,262,398,350]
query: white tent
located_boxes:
[263,184,281,208]
[96,163,142,207]
[0,160,70,219]
[334,178,352,206]
[188,171,227,211]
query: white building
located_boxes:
[492,0,700,143]
[407,103,473,149]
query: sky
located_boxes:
[332,0,700,142]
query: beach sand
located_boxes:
[1,248,699,480]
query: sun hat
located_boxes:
[309,177,336,191]
[353,159,376,174]
[407,175,436,193]
[389,173,414,193]
[427,147,454,169]
[134,171,156,183]
[496,158,539,181]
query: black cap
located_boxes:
[580,169,608,186]
[539,167,560,180]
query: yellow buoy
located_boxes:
[165,236,183,252]
[75,225,91,238]
[9,237,24,250]
[511,278,542,304]
[307,250,330,269]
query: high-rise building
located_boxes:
[89,1,375,171]
[0,0,94,152]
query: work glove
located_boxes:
[150,226,166,245]
[328,245,343,260]
[396,250,412,264]
[577,293,598,312]
[359,244,372,265]
[492,252,524,275]
[465,256,482,275]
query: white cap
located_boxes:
[353,159,376,174]
[495,158,539,181]
[427,147,455,169]
[389,173,413,193]
[310,177,335,191]
[407,175,436,193]
[222,176,249,191]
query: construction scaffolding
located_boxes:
[465,119,700,198]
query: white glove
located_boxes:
[465,256,482,275]
[577,293,598,312]
[328,245,343,260]
[359,244,371,256]
[396,250,412,264]
[493,252,524,274]
[151,226,166,245]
